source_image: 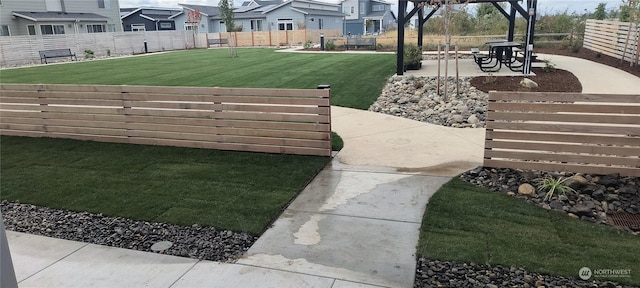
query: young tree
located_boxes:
[186,9,202,48]
[219,0,235,32]
[219,0,237,57]
[593,2,607,20]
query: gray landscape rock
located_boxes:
[518,183,536,196]
[520,78,539,88]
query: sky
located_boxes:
[119,0,626,15]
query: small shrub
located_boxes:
[84,49,95,59]
[376,43,385,51]
[483,73,497,84]
[542,60,556,73]
[535,176,576,202]
[303,40,313,49]
[403,43,422,70]
[106,49,111,57]
[595,52,602,58]
[325,40,336,51]
[570,41,582,53]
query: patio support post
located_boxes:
[396,0,407,75]
[523,0,537,75]
[417,7,424,48]
[508,1,517,41]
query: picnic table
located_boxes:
[473,41,523,72]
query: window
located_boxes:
[277,19,293,31]
[160,22,172,29]
[45,0,62,11]
[131,24,145,32]
[184,24,195,31]
[373,4,384,11]
[98,0,110,9]
[219,21,227,32]
[360,3,365,14]
[40,24,65,35]
[87,24,105,33]
[351,6,354,14]
[27,25,36,35]
[250,19,263,31]
[318,18,323,29]
[0,25,9,36]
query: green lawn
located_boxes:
[0,48,395,110]
[418,178,640,285]
[0,136,329,235]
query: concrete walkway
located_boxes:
[5,53,639,288]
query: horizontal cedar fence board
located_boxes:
[484,91,640,177]
[484,150,639,167]
[484,160,640,177]
[0,84,332,157]
[125,116,330,132]
[485,140,639,157]
[487,111,639,125]
[486,122,640,136]
[487,102,640,114]
[126,123,328,140]
[487,92,640,102]
[486,131,638,146]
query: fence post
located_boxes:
[0,213,18,288]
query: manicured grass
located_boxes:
[418,178,640,285]
[0,48,396,110]
[0,136,329,235]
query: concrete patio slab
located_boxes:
[17,239,198,288]
[173,261,335,288]
[6,231,87,282]
[331,106,485,175]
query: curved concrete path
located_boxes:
[6,53,639,288]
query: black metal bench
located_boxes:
[346,37,376,49]
[471,48,490,65]
[39,49,77,64]
[208,38,229,47]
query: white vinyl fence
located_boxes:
[0,30,208,67]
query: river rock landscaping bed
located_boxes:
[460,167,640,233]
[415,258,636,288]
[370,75,489,128]
[0,201,256,262]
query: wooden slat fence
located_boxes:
[484,92,640,177]
[0,84,332,156]
[584,19,639,65]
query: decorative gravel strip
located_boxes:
[415,258,636,288]
[0,201,256,262]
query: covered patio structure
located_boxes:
[396,0,539,75]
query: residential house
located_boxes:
[170,4,218,33]
[342,0,395,35]
[172,0,344,33]
[0,0,123,36]
[120,7,181,32]
[261,0,344,32]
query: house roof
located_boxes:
[120,7,181,20]
[371,0,392,5]
[233,11,267,19]
[12,11,108,22]
[364,11,387,18]
[291,7,347,17]
[178,4,220,17]
[263,0,339,13]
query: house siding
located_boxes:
[345,21,362,35]
[0,0,122,36]
[122,12,176,31]
[265,6,305,30]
